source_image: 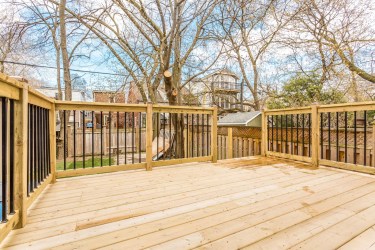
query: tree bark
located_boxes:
[59,0,72,101]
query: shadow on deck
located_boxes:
[2,156,375,249]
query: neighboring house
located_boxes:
[188,69,245,113]
[218,111,262,127]
[34,87,88,131]
[127,82,197,105]
[92,90,129,129]
[35,87,87,102]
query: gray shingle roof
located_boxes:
[218,111,261,125]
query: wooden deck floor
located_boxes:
[2,156,375,249]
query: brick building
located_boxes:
[92,91,129,129]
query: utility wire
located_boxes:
[0,60,130,77]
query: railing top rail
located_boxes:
[55,100,148,112]
[0,72,25,89]
[264,106,312,115]
[153,104,214,114]
[55,100,213,113]
[318,101,375,113]
[264,101,375,115]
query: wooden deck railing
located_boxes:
[0,72,218,241]
[0,73,56,242]
[263,104,375,174]
[2,70,375,243]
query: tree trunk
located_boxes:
[59,0,72,101]
[58,0,72,160]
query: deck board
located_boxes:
[2,156,375,249]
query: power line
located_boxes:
[0,60,130,77]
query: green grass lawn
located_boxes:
[56,157,114,171]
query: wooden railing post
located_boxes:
[146,103,153,171]
[211,107,218,163]
[227,127,233,159]
[311,105,319,167]
[261,109,267,156]
[14,84,28,228]
[372,122,375,167]
[50,103,57,183]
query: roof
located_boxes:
[218,111,261,126]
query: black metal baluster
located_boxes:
[192,114,194,157]
[276,115,278,152]
[181,113,184,158]
[92,111,94,168]
[169,113,172,159]
[157,113,159,161]
[1,98,8,222]
[109,112,112,166]
[290,114,293,154]
[336,112,339,161]
[266,116,271,151]
[132,112,135,164]
[63,110,66,170]
[345,112,348,163]
[30,105,34,192]
[320,113,323,159]
[124,112,127,164]
[197,114,200,157]
[186,114,189,157]
[37,107,42,185]
[328,112,331,160]
[280,115,285,153]
[286,115,288,154]
[296,114,299,155]
[308,113,311,157]
[82,111,86,169]
[139,112,142,163]
[302,114,305,156]
[42,109,45,179]
[100,111,103,167]
[176,114,179,159]
[39,108,43,182]
[364,110,367,166]
[117,112,119,165]
[163,113,166,160]
[73,110,76,169]
[33,106,37,188]
[27,105,30,196]
[271,115,274,151]
[202,114,204,156]
[46,111,51,175]
[354,111,357,164]
[207,114,209,156]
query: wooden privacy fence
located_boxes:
[263,103,375,174]
[217,126,262,160]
